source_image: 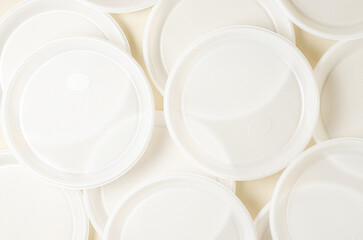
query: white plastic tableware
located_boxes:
[0,151,89,240]
[271,138,363,240]
[84,111,235,237]
[104,175,257,240]
[314,39,363,142]
[165,26,319,180]
[2,37,155,189]
[78,0,158,13]
[0,0,130,90]
[276,0,363,40]
[255,203,272,240]
[144,0,295,94]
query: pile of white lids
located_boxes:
[0,0,362,240]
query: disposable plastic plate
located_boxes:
[104,175,257,240]
[2,37,154,189]
[165,26,319,180]
[271,138,363,240]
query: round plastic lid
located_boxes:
[276,0,363,40]
[0,0,130,90]
[314,39,363,142]
[2,37,155,189]
[144,0,295,94]
[165,26,319,180]
[271,138,363,240]
[104,175,257,240]
[255,203,272,240]
[0,151,89,240]
[84,111,235,237]
[78,0,158,13]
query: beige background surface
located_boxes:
[0,1,336,239]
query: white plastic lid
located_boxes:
[314,39,363,142]
[104,175,257,240]
[0,0,130,90]
[2,37,155,189]
[271,138,363,240]
[78,0,158,13]
[84,111,235,237]
[255,203,272,240]
[165,26,319,180]
[0,151,89,240]
[144,0,295,94]
[276,0,363,40]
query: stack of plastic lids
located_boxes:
[0,0,362,239]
